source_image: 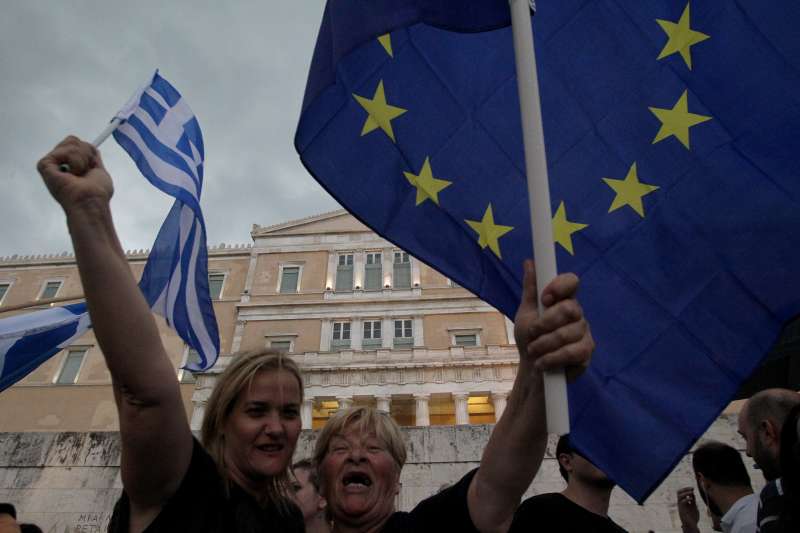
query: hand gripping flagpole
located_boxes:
[57,118,123,173]
[509,0,569,435]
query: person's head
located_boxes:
[292,459,327,523]
[0,504,18,533]
[315,406,406,530]
[201,350,304,503]
[19,525,42,533]
[555,435,614,490]
[691,441,752,517]
[737,388,800,481]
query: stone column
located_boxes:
[320,319,332,351]
[190,374,214,431]
[412,316,424,347]
[351,318,363,351]
[376,395,392,413]
[301,398,314,430]
[453,392,470,425]
[491,391,509,420]
[414,394,431,427]
[337,396,354,410]
[505,317,516,345]
[381,317,393,348]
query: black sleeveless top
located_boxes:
[107,438,305,533]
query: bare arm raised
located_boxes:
[467,259,594,533]
[37,137,193,529]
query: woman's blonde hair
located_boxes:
[313,406,407,471]
[201,349,304,510]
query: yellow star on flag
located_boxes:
[378,34,393,57]
[553,201,588,256]
[403,157,452,206]
[602,163,660,218]
[353,80,407,143]
[649,90,711,150]
[465,204,514,259]
[656,2,710,70]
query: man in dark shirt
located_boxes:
[509,435,627,533]
[737,388,800,533]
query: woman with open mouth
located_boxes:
[38,137,306,533]
[313,260,594,533]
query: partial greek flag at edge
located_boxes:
[0,71,219,393]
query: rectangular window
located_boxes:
[270,340,292,353]
[393,252,411,289]
[393,319,413,347]
[56,348,87,384]
[454,334,478,347]
[365,253,382,290]
[336,254,354,292]
[279,266,300,294]
[332,321,351,350]
[40,280,62,300]
[0,283,9,305]
[180,348,202,384]
[363,320,382,348]
[208,273,225,300]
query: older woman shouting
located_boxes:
[37,137,305,533]
[314,259,594,533]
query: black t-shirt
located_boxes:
[107,438,304,533]
[509,493,627,533]
[380,468,480,533]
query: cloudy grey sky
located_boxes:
[0,0,340,257]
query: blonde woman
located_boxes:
[37,137,304,533]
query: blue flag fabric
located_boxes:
[113,71,219,372]
[295,1,800,502]
[0,72,218,393]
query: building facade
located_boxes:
[0,210,516,433]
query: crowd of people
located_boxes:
[676,389,800,533]
[0,138,796,532]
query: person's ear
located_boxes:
[318,496,327,512]
[763,419,780,444]
[558,452,573,472]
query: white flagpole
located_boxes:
[58,118,122,173]
[92,118,123,147]
[509,0,569,435]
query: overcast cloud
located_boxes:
[0,0,339,257]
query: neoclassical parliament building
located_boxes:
[0,210,517,433]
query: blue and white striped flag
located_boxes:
[112,71,219,372]
[0,71,218,392]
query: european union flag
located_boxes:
[295,0,800,502]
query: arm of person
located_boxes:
[37,137,193,521]
[467,259,594,533]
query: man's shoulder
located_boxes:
[516,493,572,516]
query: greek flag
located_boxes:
[0,71,218,392]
